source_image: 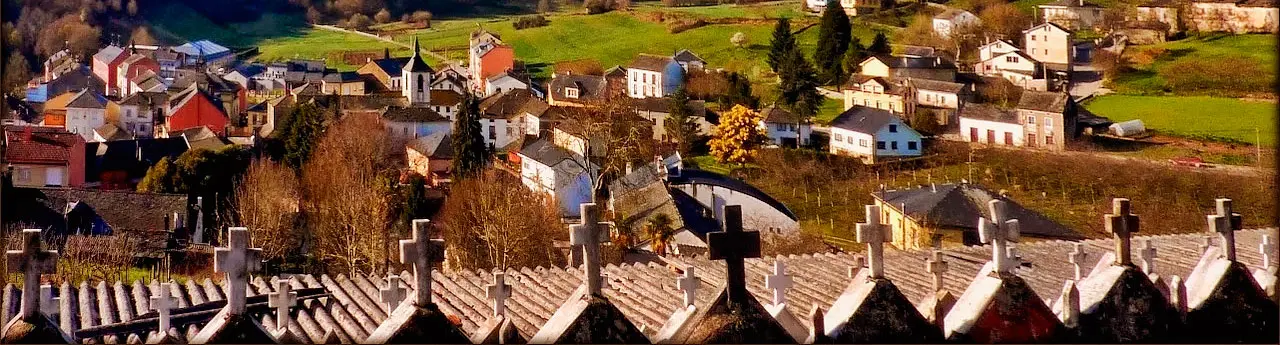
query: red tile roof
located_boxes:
[4,126,83,164]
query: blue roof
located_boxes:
[174,40,230,57]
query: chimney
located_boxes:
[384,47,391,60]
[625,162,633,175]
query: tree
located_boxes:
[722,71,758,109]
[644,214,675,256]
[614,0,632,10]
[538,0,552,13]
[777,50,822,119]
[3,53,30,94]
[767,18,796,73]
[128,26,159,45]
[709,105,769,165]
[451,93,487,180]
[438,169,563,270]
[868,32,892,55]
[234,159,301,263]
[842,37,868,76]
[278,103,327,171]
[137,156,176,193]
[731,32,748,48]
[978,3,1032,41]
[814,0,852,85]
[126,0,138,16]
[665,86,700,155]
[303,113,393,274]
[374,8,392,23]
[347,13,373,30]
[561,97,656,195]
[37,15,101,58]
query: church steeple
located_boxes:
[402,36,433,105]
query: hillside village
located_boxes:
[0,0,1277,343]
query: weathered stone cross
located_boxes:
[569,203,610,295]
[151,282,177,333]
[1105,198,1140,266]
[380,274,407,313]
[707,205,761,303]
[1206,198,1243,261]
[39,284,58,317]
[402,219,445,306]
[1067,243,1088,281]
[1261,235,1275,270]
[6,229,59,320]
[978,200,1020,274]
[268,279,297,332]
[1139,239,1157,275]
[676,266,698,307]
[214,227,262,315]
[926,250,948,293]
[764,260,793,305]
[856,205,891,279]
[486,271,512,317]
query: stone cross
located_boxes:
[193,196,205,244]
[707,205,761,303]
[569,203,610,295]
[856,205,891,279]
[1206,198,1243,261]
[1139,239,1157,275]
[926,250,948,293]
[486,271,512,318]
[39,284,58,317]
[1261,235,1275,270]
[1067,243,1087,281]
[1200,235,1213,254]
[401,219,445,306]
[764,260,793,305]
[1060,280,1080,328]
[380,274,408,313]
[978,200,1021,274]
[268,279,297,332]
[676,266,698,307]
[214,227,262,315]
[6,229,59,319]
[151,282,177,332]
[1105,198,1140,266]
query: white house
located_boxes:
[1024,23,1075,67]
[632,97,713,142]
[933,8,981,37]
[484,73,529,97]
[116,91,167,138]
[429,89,463,121]
[958,103,1025,147]
[806,0,881,16]
[974,49,1044,88]
[828,106,923,163]
[627,54,679,99]
[517,136,597,217]
[381,106,452,150]
[759,106,812,147]
[64,89,108,141]
[479,89,549,150]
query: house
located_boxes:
[321,72,367,95]
[91,45,130,97]
[224,64,266,92]
[1188,0,1280,33]
[1039,0,1107,30]
[633,97,712,142]
[1135,0,1182,33]
[828,106,924,163]
[547,73,610,107]
[627,54,682,99]
[1016,90,1077,151]
[479,89,548,150]
[382,106,451,149]
[405,131,453,186]
[908,78,969,125]
[116,53,162,97]
[933,8,981,38]
[170,69,248,124]
[806,0,882,16]
[402,38,434,105]
[37,91,77,129]
[665,164,800,235]
[172,40,233,66]
[607,156,723,256]
[117,92,168,138]
[858,55,957,82]
[356,50,411,92]
[871,182,1082,249]
[3,126,87,187]
[42,48,78,83]
[958,103,1024,147]
[165,85,230,136]
[429,89,463,121]
[759,106,812,147]
[974,44,1044,89]
[469,31,515,94]
[484,72,529,97]
[1024,23,1074,87]
[5,186,188,237]
[25,67,104,104]
[128,70,168,95]
[843,75,909,114]
[146,47,184,78]
[517,136,597,217]
[432,70,468,94]
[64,89,108,140]
[672,49,707,71]
[83,136,189,189]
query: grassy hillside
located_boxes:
[1084,95,1277,146]
[254,29,409,71]
[145,2,308,47]
[1110,34,1276,97]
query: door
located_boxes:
[1028,133,1037,147]
[969,127,979,142]
[986,130,995,144]
[1004,132,1014,145]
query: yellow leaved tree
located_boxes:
[709,105,769,165]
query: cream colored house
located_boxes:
[1188,0,1279,33]
[1024,23,1075,67]
[843,76,909,115]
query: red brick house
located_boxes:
[4,126,86,187]
[166,86,229,136]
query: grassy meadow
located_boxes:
[1084,95,1277,146]
[1110,34,1276,97]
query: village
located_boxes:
[0,0,1277,343]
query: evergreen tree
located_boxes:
[451,93,488,179]
[813,0,851,85]
[868,32,892,56]
[722,71,758,109]
[777,50,822,120]
[767,18,796,72]
[843,37,868,76]
[278,103,326,171]
[665,86,700,155]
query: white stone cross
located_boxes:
[1105,198,1140,266]
[569,203,610,295]
[486,271,512,318]
[676,266,698,307]
[978,200,1021,274]
[151,282,178,332]
[764,260,793,305]
[268,279,297,332]
[380,274,408,313]
[855,205,891,279]
[214,227,262,315]
[1261,235,1275,270]
[926,250,948,293]
[39,284,58,317]
[1067,243,1088,281]
[401,219,445,306]
[1207,198,1243,261]
[1139,239,1157,275]
[6,229,59,319]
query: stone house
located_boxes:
[1039,0,1108,30]
[933,8,981,38]
[1188,0,1280,33]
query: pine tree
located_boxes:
[843,37,868,76]
[451,93,488,179]
[665,86,700,155]
[279,103,326,171]
[868,32,892,56]
[777,49,822,119]
[767,18,796,72]
[722,71,758,109]
[813,0,851,85]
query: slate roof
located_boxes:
[934,8,974,20]
[178,126,231,151]
[672,49,706,64]
[1137,0,1177,7]
[382,106,448,123]
[479,89,546,119]
[1041,0,1103,7]
[548,74,608,102]
[429,89,463,107]
[518,138,581,167]
[322,71,362,83]
[1017,90,1071,113]
[84,137,189,182]
[407,132,453,159]
[67,89,107,109]
[118,92,169,107]
[910,78,967,94]
[232,64,266,78]
[874,183,1082,240]
[845,75,904,95]
[4,228,1272,343]
[959,103,1019,124]
[371,57,411,76]
[1238,0,1278,7]
[634,97,707,117]
[830,106,896,134]
[761,106,801,124]
[92,46,126,64]
[666,169,798,221]
[93,123,133,142]
[871,55,956,70]
[629,54,675,72]
[404,48,434,74]
[4,126,82,164]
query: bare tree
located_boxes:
[558,97,656,199]
[438,169,564,271]
[234,159,302,263]
[302,113,393,275]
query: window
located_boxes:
[925,94,932,102]
[1027,116,1036,125]
[416,74,424,92]
[1006,56,1018,63]
[890,141,898,150]
[776,123,786,131]
[889,124,898,133]
[1028,133,1037,147]
[1031,35,1037,41]
[1046,134,1055,145]
[847,136,855,144]
[908,141,918,150]
[403,127,409,136]
[489,125,496,139]
[834,133,843,141]
[566,88,579,98]
[1004,132,1013,145]
[859,139,868,147]
[876,141,886,150]
[507,127,514,136]
[1044,117,1053,128]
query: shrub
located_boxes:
[374,8,391,24]
[668,19,707,34]
[513,15,550,30]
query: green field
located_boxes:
[1110,34,1277,97]
[1084,95,1277,145]
[254,30,409,71]
[145,3,309,47]
[815,96,845,124]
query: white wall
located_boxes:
[830,128,876,158]
[872,118,924,157]
[481,118,520,149]
[916,89,961,109]
[674,183,799,235]
[485,77,528,97]
[959,117,1025,146]
[763,121,812,146]
[66,107,106,141]
[118,104,154,138]
[519,156,594,217]
[627,69,664,99]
